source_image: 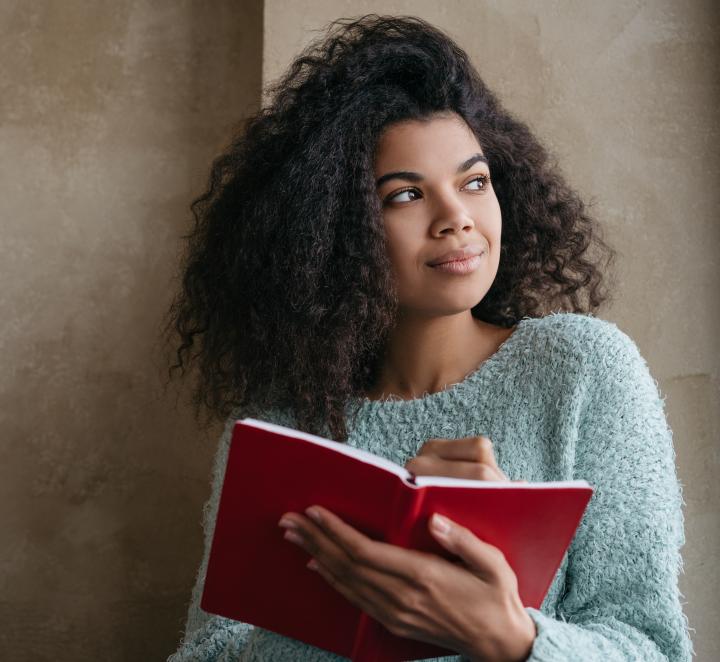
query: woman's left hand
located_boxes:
[277,505,536,662]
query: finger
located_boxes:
[289,512,429,617]
[307,556,436,643]
[427,513,510,583]
[306,556,407,620]
[415,437,450,457]
[405,455,508,481]
[306,558,359,601]
[283,513,412,611]
[416,436,501,471]
[301,506,435,586]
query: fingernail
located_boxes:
[278,517,298,529]
[284,529,304,545]
[432,513,451,534]
[307,558,320,571]
[305,508,322,524]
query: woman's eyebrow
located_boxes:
[375,153,489,188]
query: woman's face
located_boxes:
[373,113,502,317]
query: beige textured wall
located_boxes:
[262,1,720,659]
[1,1,262,659]
[3,1,718,660]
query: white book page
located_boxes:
[241,418,590,490]
[414,476,591,488]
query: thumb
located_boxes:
[428,513,505,578]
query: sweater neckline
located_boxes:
[349,316,535,413]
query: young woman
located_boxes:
[165,14,693,662]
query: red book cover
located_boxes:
[201,419,594,661]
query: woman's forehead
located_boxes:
[374,115,484,172]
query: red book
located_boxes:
[201,418,593,662]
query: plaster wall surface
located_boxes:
[1,1,263,659]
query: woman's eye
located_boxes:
[465,174,490,191]
[386,188,420,204]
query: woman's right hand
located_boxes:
[404,435,526,483]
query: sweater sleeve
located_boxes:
[525,324,695,661]
[167,414,256,661]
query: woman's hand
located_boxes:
[277,506,536,662]
[405,435,524,483]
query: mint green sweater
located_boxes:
[168,312,694,661]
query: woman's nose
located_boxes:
[430,189,476,229]
[431,199,476,234]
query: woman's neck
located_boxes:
[365,312,515,401]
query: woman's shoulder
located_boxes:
[520,312,645,379]
[523,312,652,392]
[524,311,641,361]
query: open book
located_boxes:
[201,418,593,662]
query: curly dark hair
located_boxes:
[162,13,617,442]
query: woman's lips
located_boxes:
[429,252,484,274]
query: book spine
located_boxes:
[385,475,425,546]
[350,478,426,662]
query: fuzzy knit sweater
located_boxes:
[168,312,694,661]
